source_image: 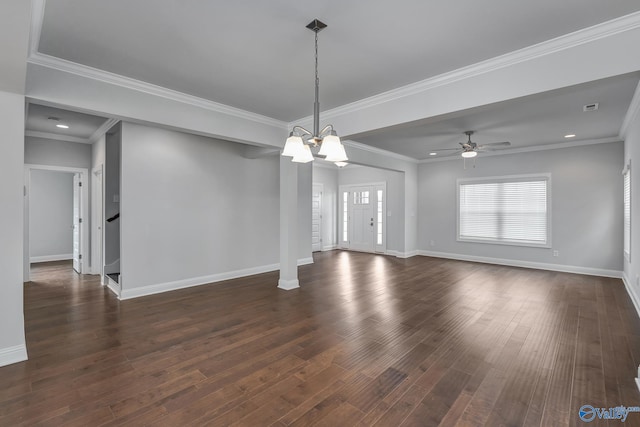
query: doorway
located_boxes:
[91,165,103,277]
[24,164,89,281]
[339,182,386,253]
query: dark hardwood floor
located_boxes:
[1,251,639,426]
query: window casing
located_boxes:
[457,174,551,247]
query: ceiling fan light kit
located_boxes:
[430,130,511,163]
[281,19,348,166]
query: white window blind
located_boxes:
[458,176,549,246]
[624,166,631,259]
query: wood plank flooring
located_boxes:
[1,251,640,426]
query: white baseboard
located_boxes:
[119,257,312,300]
[107,276,121,298]
[322,245,337,252]
[278,279,300,290]
[386,250,419,259]
[30,253,72,263]
[622,274,640,320]
[418,250,623,279]
[0,344,28,367]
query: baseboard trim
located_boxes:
[386,250,420,259]
[119,258,312,300]
[278,279,300,290]
[30,254,73,263]
[298,257,314,266]
[417,250,623,279]
[107,276,121,298]
[322,245,337,252]
[0,344,28,367]
[622,273,640,320]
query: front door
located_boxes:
[72,173,82,273]
[349,186,375,252]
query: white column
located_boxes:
[279,156,300,290]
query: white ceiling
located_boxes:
[31,1,640,156]
[352,73,640,160]
[26,104,110,141]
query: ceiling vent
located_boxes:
[583,103,599,112]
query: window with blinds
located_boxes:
[458,175,550,247]
[624,165,631,259]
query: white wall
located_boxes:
[29,170,73,261]
[92,133,106,168]
[119,122,286,298]
[0,91,27,365]
[312,164,339,250]
[623,97,640,308]
[25,137,92,169]
[418,142,624,274]
[298,163,312,262]
[338,165,405,253]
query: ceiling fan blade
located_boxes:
[432,148,462,152]
[483,141,511,147]
[476,142,511,151]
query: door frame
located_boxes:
[312,183,323,252]
[91,165,104,277]
[24,164,90,281]
[338,181,387,254]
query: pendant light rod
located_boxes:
[307,19,326,141]
[313,28,320,138]
[282,19,348,165]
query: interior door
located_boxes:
[312,184,323,252]
[72,173,82,273]
[349,186,375,252]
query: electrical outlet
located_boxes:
[553,250,559,257]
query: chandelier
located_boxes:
[282,19,348,165]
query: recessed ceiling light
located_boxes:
[56,124,70,129]
[564,134,576,138]
[429,152,437,156]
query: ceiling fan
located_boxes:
[432,131,511,158]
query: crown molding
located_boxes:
[343,140,419,164]
[25,130,92,144]
[418,136,622,163]
[27,53,289,130]
[89,118,119,143]
[29,0,45,57]
[620,79,640,139]
[291,11,640,125]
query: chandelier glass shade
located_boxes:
[281,19,348,166]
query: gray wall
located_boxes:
[312,165,339,249]
[25,137,91,169]
[0,91,26,362]
[338,165,405,253]
[119,122,290,293]
[624,106,640,298]
[418,142,624,272]
[29,170,73,260]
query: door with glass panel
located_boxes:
[340,183,386,253]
